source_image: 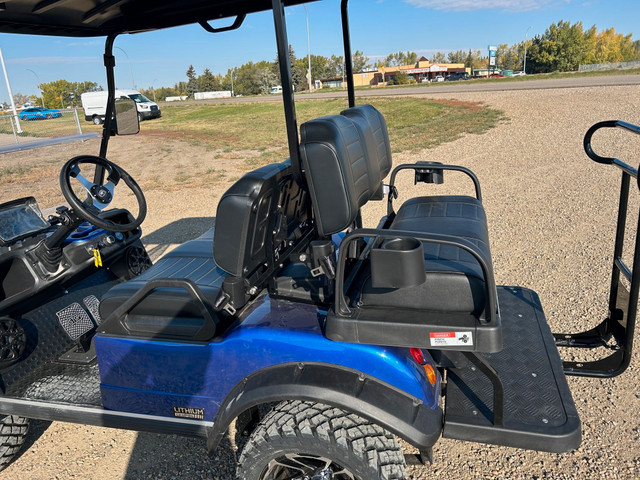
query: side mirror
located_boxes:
[114,98,139,135]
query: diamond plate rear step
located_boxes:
[443,287,581,452]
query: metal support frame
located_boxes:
[96,33,118,185]
[554,120,640,377]
[462,351,504,426]
[271,0,303,185]
[340,0,355,108]
[387,163,483,217]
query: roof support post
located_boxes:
[340,0,355,108]
[96,33,118,184]
[271,0,303,184]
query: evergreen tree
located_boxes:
[186,65,198,98]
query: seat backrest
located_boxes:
[341,104,393,185]
[299,114,375,236]
[213,160,311,286]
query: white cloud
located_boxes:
[404,0,564,12]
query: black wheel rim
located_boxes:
[0,318,27,367]
[127,246,152,276]
[261,454,356,480]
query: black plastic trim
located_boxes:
[0,397,210,438]
[205,362,443,452]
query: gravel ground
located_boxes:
[4,83,640,479]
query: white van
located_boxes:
[81,89,161,124]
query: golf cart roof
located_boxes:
[0,0,316,37]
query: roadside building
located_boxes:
[317,57,469,88]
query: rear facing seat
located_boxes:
[300,107,500,350]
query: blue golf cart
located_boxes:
[0,1,638,479]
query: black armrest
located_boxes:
[99,278,218,342]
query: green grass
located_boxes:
[143,97,505,161]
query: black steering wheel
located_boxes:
[60,155,146,232]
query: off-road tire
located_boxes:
[0,415,29,472]
[236,400,407,480]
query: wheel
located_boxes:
[0,415,29,472]
[92,116,102,125]
[60,155,147,232]
[237,401,407,480]
[0,317,27,368]
[46,113,52,119]
[137,112,142,123]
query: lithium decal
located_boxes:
[173,406,205,420]
[429,331,473,347]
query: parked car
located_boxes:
[489,73,506,78]
[445,72,470,81]
[512,71,526,76]
[18,107,62,120]
[433,74,444,82]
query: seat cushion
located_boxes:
[359,195,491,314]
[100,228,227,333]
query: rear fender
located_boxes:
[206,362,443,452]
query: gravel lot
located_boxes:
[4,82,640,479]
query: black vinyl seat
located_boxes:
[360,195,491,315]
[99,160,313,341]
[332,105,493,315]
[99,228,227,338]
[301,107,500,350]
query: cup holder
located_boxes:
[370,237,426,289]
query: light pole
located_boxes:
[25,69,45,107]
[523,26,532,74]
[115,46,135,89]
[0,46,21,133]
[303,5,312,92]
[230,67,236,97]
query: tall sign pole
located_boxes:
[0,46,22,133]
[488,45,497,77]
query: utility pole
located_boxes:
[230,67,236,97]
[0,46,21,133]
[304,5,312,92]
[523,26,532,74]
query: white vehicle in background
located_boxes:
[81,89,161,124]
[512,71,526,76]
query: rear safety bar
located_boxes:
[555,120,640,377]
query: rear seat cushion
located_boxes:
[100,227,226,323]
[359,195,491,314]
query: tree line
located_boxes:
[430,22,639,73]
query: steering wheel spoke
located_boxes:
[60,155,146,232]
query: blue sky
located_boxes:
[0,0,638,103]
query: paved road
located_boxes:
[162,73,640,106]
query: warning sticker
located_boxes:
[173,406,205,420]
[429,331,473,347]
